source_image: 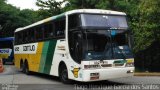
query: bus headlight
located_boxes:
[90,73,99,80]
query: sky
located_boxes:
[7,0,63,10]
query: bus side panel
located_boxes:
[43,40,57,74]
[38,41,50,73]
[14,43,43,71]
[14,40,57,74]
[49,40,75,79]
[50,40,63,76]
[14,54,28,68]
[28,42,44,72]
[14,54,21,69]
[38,40,57,74]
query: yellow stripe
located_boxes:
[30,42,44,72]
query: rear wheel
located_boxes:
[23,61,30,75]
[20,61,24,72]
[59,65,71,84]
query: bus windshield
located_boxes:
[68,14,132,63]
[83,30,133,60]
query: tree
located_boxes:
[134,0,160,72]
[0,0,43,37]
[65,0,99,9]
[36,0,64,15]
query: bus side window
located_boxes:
[28,28,35,42]
[55,18,65,37]
[35,25,44,41]
[25,31,29,43]
[21,30,28,44]
[44,23,54,39]
[19,32,23,44]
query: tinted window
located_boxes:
[68,14,80,29]
[44,23,54,39]
[55,18,65,37]
[81,14,128,29]
[35,25,44,41]
[28,29,35,42]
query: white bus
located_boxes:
[14,9,134,83]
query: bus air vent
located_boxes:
[101,64,112,67]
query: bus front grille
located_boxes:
[101,64,112,67]
[114,64,124,66]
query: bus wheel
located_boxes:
[20,61,24,72]
[24,61,30,75]
[59,65,71,84]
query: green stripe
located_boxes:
[43,40,57,74]
[39,40,57,74]
[39,42,50,73]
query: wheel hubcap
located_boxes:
[62,70,67,81]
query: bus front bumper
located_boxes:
[81,67,134,82]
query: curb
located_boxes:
[134,73,160,76]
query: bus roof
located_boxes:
[15,9,126,32]
[66,9,126,15]
[0,37,14,41]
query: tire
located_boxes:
[24,61,31,75]
[59,65,71,84]
[20,61,24,72]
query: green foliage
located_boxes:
[133,0,160,51]
[0,0,43,37]
[36,0,64,15]
[65,0,99,9]
[0,1,20,37]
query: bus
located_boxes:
[0,37,14,64]
[14,9,134,83]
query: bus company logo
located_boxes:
[0,49,9,54]
[23,45,35,51]
[14,43,38,54]
[72,68,80,78]
[14,45,35,52]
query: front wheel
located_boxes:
[59,66,71,84]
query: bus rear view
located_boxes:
[67,10,134,82]
[0,37,14,64]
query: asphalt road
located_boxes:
[0,65,160,90]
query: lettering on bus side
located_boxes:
[14,47,19,51]
[23,45,35,51]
